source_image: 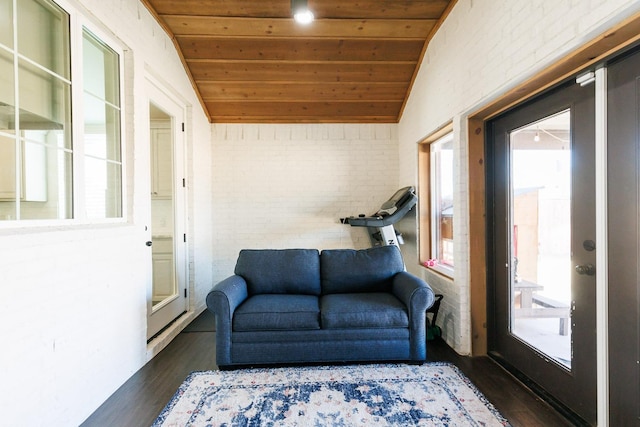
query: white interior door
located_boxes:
[146,77,188,340]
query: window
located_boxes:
[431,132,454,269]
[82,29,122,219]
[418,127,454,276]
[0,0,123,222]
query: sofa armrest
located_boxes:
[392,271,436,361]
[392,271,435,311]
[206,275,249,367]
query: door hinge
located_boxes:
[182,178,186,188]
[181,122,185,132]
[183,233,187,243]
[184,288,187,298]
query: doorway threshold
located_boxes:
[146,310,197,362]
[488,352,589,427]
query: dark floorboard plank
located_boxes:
[81,332,217,427]
[82,312,574,427]
[427,340,574,427]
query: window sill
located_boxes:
[421,263,454,280]
[0,219,132,237]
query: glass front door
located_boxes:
[509,110,572,368]
[488,79,597,424]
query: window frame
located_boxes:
[75,22,125,221]
[418,123,454,278]
[0,0,126,228]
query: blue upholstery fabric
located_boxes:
[320,293,408,329]
[206,275,249,366]
[235,249,321,295]
[206,246,436,368]
[232,328,409,343]
[392,271,436,360]
[231,329,411,364]
[230,338,410,365]
[320,246,405,294]
[233,294,320,331]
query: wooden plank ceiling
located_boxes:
[141,0,455,123]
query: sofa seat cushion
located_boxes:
[233,294,320,332]
[320,293,408,329]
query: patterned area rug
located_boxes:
[153,363,510,426]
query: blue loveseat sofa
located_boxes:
[206,245,435,368]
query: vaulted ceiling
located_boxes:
[141,0,455,123]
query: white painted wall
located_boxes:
[210,123,400,282]
[0,0,212,425]
[399,0,640,354]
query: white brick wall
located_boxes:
[399,0,640,354]
[0,225,149,426]
[211,123,400,282]
[0,0,213,425]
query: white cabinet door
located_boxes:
[0,135,16,199]
[151,237,175,304]
[150,128,173,199]
[152,253,174,303]
[0,134,46,201]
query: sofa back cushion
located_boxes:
[235,249,321,295]
[320,246,404,294]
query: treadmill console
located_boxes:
[342,186,417,228]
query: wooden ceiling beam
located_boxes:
[148,0,449,20]
[162,16,436,39]
[187,60,416,83]
[205,100,403,117]
[148,0,288,17]
[176,37,424,61]
[210,117,398,123]
[309,0,451,20]
[198,81,409,102]
[210,116,399,124]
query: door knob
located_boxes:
[583,240,596,252]
[146,241,153,247]
[575,263,595,276]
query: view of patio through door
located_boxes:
[510,111,572,368]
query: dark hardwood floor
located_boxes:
[81,311,574,427]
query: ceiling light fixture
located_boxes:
[292,0,314,25]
